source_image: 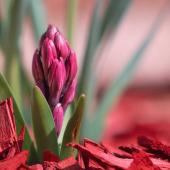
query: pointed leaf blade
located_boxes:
[60,94,85,159]
[58,106,72,145]
[100,0,132,38]
[78,0,103,96]
[31,86,59,160]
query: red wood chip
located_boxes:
[43,150,60,162]
[0,98,18,153]
[69,142,132,169]
[0,98,25,160]
[56,156,81,170]
[119,145,140,155]
[84,138,108,153]
[28,164,43,170]
[138,136,170,159]
[0,150,28,170]
[1,98,170,169]
[43,156,81,170]
[127,151,161,170]
[101,141,132,159]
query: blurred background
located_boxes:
[0,0,170,144]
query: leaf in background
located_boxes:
[0,21,2,47]
[20,66,33,125]
[9,57,22,110]
[100,0,132,39]
[28,0,46,44]
[60,94,85,159]
[66,0,78,45]
[78,0,103,96]
[31,86,59,160]
[80,0,132,140]
[0,0,16,47]
[2,0,29,119]
[0,5,2,47]
[4,0,28,55]
[2,0,13,20]
[78,0,131,96]
[9,57,32,126]
[85,1,170,141]
[0,73,37,163]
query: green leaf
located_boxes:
[100,0,132,38]
[66,0,78,45]
[9,57,22,110]
[78,0,103,96]
[60,94,85,159]
[4,0,28,54]
[0,73,37,163]
[58,106,72,145]
[20,66,33,125]
[2,0,29,105]
[28,0,46,44]
[31,86,59,160]
[0,20,2,47]
[85,1,169,141]
[3,0,13,20]
[80,0,132,140]
[78,0,131,96]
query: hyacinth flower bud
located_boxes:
[32,25,77,136]
[41,38,56,78]
[65,50,77,86]
[48,59,66,107]
[39,25,58,47]
[61,79,77,110]
[32,50,46,96]
[53,103,64,137]
[46,25,57,41]
[54,32,70,61]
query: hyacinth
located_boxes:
[32,25,77,136]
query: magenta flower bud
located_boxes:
[39,25,58,47]
[53,103,64,136]
[41,38,56,78]
[32,25,77,136]
[62,79,77,110]
[48,59,66,107]
[32,50,46,95]
[54,32,70,61]
[46,25,58,41]
[65,50,77,86]
[32,49,44,81]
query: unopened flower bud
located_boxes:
[54,32,70,61]
[53,103,63,136]
[39,25,58,47]
[48,59,66,107]
[62,79,77,110]
[32,50,46,96]
[65,50,77,86]
[32,25,77,136]
[46,25,58,41]
[41,38,57,78]
[32,50,44,81]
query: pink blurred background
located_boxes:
[1,0,169,85]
